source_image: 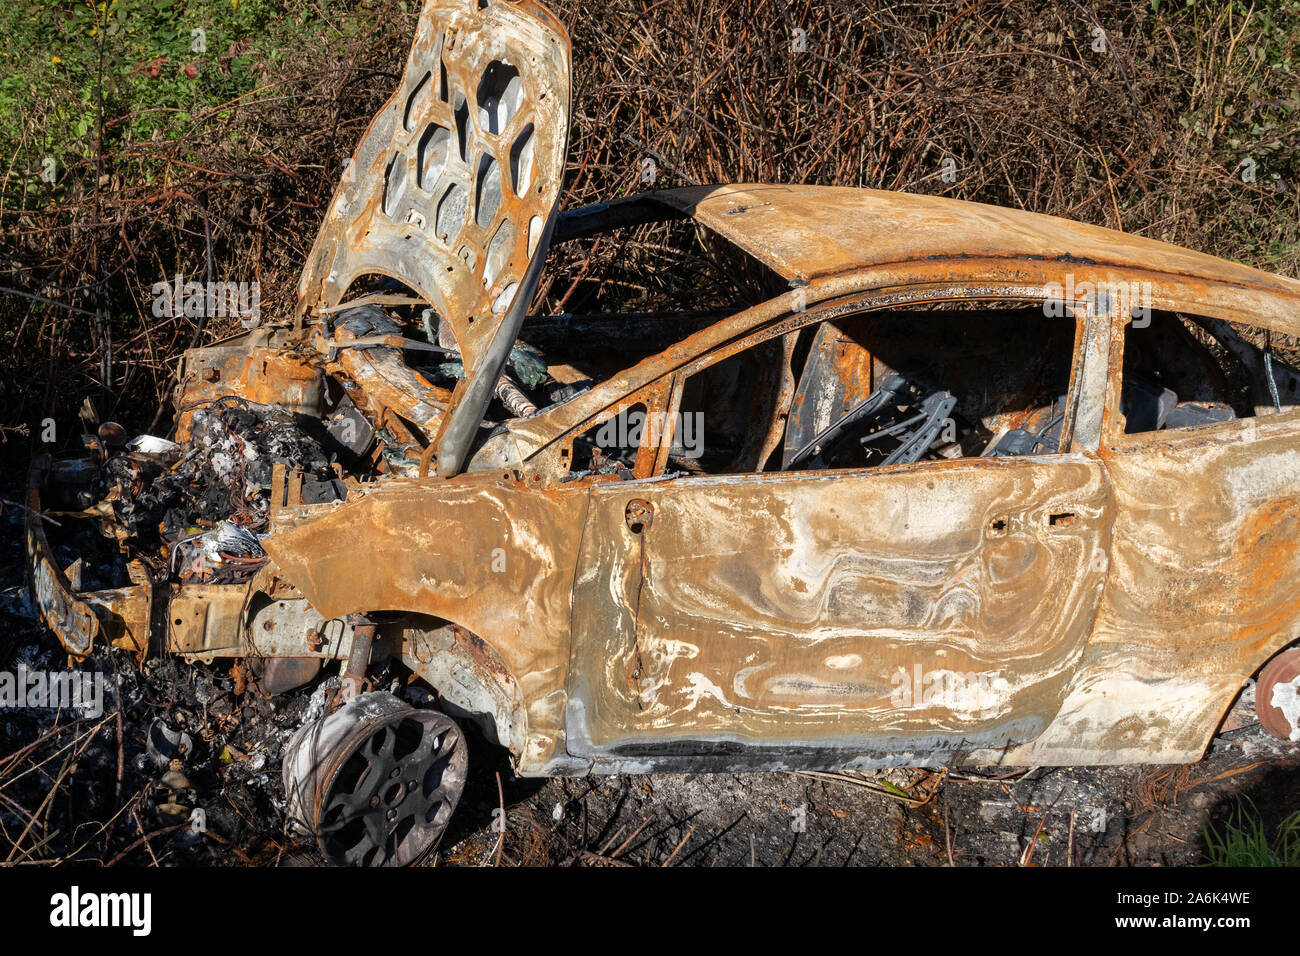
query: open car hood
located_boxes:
[296,0,571,382]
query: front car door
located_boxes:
[565,294,1117,771]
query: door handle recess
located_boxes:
[625,499,653,534]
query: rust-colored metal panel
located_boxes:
[81,584,151,660]
[1010,410,1300,764]
[26,458,151,661]
[175,341,326,442]
[168,584,249,658]
[653,185,1300,323]
[261,479,591,770]
[783,321,878,468]
[567,456,1114,769]
[26,485,99,659]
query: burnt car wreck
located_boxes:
[26,0,1300,866]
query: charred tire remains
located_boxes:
[283,693,468,866]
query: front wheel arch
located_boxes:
[394,615,528,759]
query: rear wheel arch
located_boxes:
[1207,635,1300,744]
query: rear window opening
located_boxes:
[1119,310,1300,436]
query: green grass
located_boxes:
[1203,800,1300,866]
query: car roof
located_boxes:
[654,184,1300,331]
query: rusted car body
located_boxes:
[26,0,1300,861]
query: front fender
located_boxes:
[262,475,591,769]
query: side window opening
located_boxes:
[1119,311,1300,436]
[672,338,790,475]
[567,402,649,475]
[669,303,1079,477]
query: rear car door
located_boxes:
[1068,304,1300,760]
